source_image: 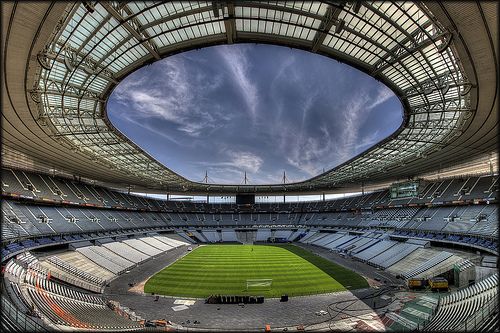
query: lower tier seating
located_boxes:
[424,274,498,331]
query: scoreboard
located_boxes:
[236,194,255,205]
[390,181,419,199]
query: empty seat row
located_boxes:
[46,256,104,286]
[26,287,142,330]
[424,274,498,331]
[402,251,453,279]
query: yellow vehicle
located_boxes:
[429,277,449,291]
[408,278,426,289]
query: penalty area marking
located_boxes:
[127,246,196,295]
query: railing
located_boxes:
[458,294,498,331]
[415,275,498,331]
[1,295,48,332]
[43,264,103,293]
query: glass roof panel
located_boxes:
[31,1,472,192]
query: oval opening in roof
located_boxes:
[107,44,403,185]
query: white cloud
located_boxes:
[120,116,184,146]
[200,163,264,184]
[286,134,333,177]
[354,129,381,153]
[217,45,259,121]
[113,57,225,137]
[336,85,395,163]
[282,84,396,176]
[228,151,263,173]
[368,85,394,109]
[194,149,263,180]
[110,45,399,185]
[278,94,332,177]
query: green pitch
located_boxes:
[144,244,368,298]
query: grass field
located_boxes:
[144,244,368,298]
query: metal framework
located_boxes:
[4,1,497,194]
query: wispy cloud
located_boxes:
[285,129,335,176]
[217,45,259,121]
[196,149,263,174]
[228,151,263,173]
[193,149,264,184]
[354,129,381,153]
[368,85,394,109]
[337,85,395,162]
[119,116,184,146]
[108,44,400,184]
[279,84,396,176]
[113,56,225,137]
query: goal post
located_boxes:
[246,279,273,291]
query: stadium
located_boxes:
[1,1,498,332]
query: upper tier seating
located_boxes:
[2,168,497,215]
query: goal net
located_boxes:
[246,279,273,291]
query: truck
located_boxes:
[429,277,449,291]
[407,278,426,290]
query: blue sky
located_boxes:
[108,44,402,185]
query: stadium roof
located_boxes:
[2,1,497,194]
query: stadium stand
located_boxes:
[201,230,221,243]
[401,252,458,280]
[1,1,498,331]
[139,236,173,251]
[255,229,272,241]
[39,256,105,293]
[76,246,133,275]
[369,242,422,269]
[354,240,398,262]
[386,248,439,276]
[3,252,143,330]
[101,241,150,264]
[3,169,497,215]
[424,274,498,331]
[273,229,293,240]
[122,238,162,256]
[221,229,239,242]
[25,278,142,330]
[288,229,307,242]
[154,234,190,247]
[301,231,329,245]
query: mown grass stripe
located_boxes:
[144,244,368,298]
